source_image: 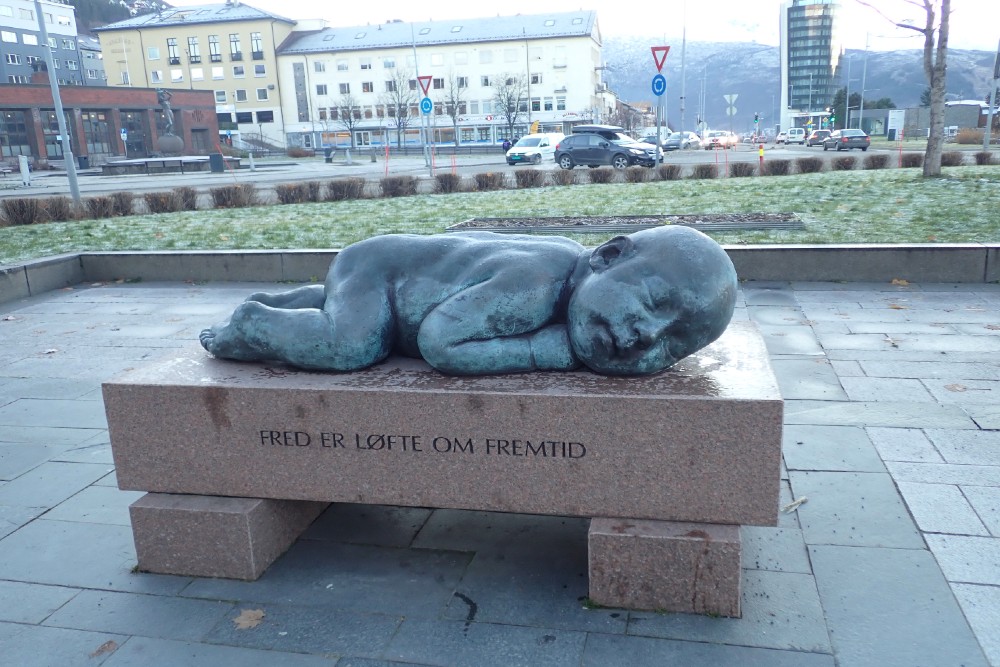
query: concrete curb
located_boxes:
[2,244,999,306]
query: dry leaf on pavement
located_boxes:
[233,608,265,630]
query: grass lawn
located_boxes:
[1,165,999,266]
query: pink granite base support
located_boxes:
[588,518,742,617]
[129,493,328,580]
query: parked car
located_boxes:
[807,129,831,146]
[663,131,702,150]
[775,131,788,144]
[555,132,656,170]
[703,130,738,150]
[823,129,871,151]
[505,132,565,165]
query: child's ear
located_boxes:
[589,236,634,272]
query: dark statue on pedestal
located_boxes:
[201,226,738,376]
[156,88,184,156]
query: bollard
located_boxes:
[370,151,376,163]
[758,144,764,173]
[18,155,30,187]
[248,152,256,171]
[345,149,353,165]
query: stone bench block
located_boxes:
[129,493,328,580]
[589,518,742,617]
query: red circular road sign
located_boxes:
[485,115,493,121]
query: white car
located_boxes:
[506,133,564,165]
[775,131,788,144]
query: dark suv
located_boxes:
[554,125,657,169]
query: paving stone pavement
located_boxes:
[0,279,997,666]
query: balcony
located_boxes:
[168,57,180,65]
[210,54,222,63]
[251,51,264,61]
[189,56,201,64]
[231,52,243,61]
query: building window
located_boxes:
[24,34,38,46]
[18,7,32,19]
[250,32,263,59]
[188,36,201,63]
[360,57,372,70]
[87,69,98,79]
[408,79,417,90]
[120,71,129,85]
[385,80,396,92]
[383,57,395,69]
[457,76,468,89]
[167,38,180,65]
[316,84,327,95]
[66,60,78,70]
[233,65,245,78]
[52,59,59,68]
[543,97,553,111]
[209,35,221,62]
[257,110,274,123]
[432,78,443,90]
[254,64,265,77]
[191,67,203,80]
[5,54,21,65]
[431,53,443,66]
[235,90,248,103]
[215,90,226,103]
[531,73,542,85]
[0,6,11,17]
[339,83,350,94]
[7,75,29,83]
[314,61,325,73]
[556,97,566,111]
[212,66,223,79]
[230,33,242,60]
[1,31,16,43]
[147,46,160,60]
[62,38,75,50]
[336,59,347,71]
[151,70,163,83]
[235,111,252,122]
[362,81,374,93]
[257,88,268,100]
[480,75,490,87]
[170,69,183,82]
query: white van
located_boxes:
[506,133,565,165]
[785,127,806,145]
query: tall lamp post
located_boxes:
[858,33,869,133]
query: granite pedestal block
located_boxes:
[589,518,742,616]
[104,321,782,614]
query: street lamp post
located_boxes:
[858,33,869,133]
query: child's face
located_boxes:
[566,227,736,375]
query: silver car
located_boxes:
[823,129,871,151]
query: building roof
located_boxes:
[93,1,294,32]
[278,11,599,55]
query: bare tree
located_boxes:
[337,93,362,149]
[607,104,645,135]
[438,71,466,145]
[857,0,950,176]
[378,68,417,148]
[493,74,528,140]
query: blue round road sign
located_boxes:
[420,97,433,114]
[651,74,666,97]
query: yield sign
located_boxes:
[651,46,670,72]
[417,75,432,96]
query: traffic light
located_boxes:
[754,112,759,124]
[830,112,836,125]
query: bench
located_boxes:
[0,166,12,178]
[103,320,782,617]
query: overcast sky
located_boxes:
[166,0,997,52]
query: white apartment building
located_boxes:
[277,11,609,149]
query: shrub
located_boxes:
[656,164,682,181]
[173,186,198,210]
[143,191,182,214]
[85,196,114,219]
[863,154,889,170]
[42,196,75,222]
[551,169,577,186]
[975,151,994,166]
[473,172,505,191]
[514,169,546,188]
[303,181,323,202]
[286,147,315,158]
[623,166,651,183]
[729,162,756,178]
[275,183,304,204]
[940,151,964,167]
[831,156,857,171]
[327,177,366,200]
[955,128,983,145]
[587,167,615,184]
[795,157,823,174]
[690,164,718,179]
[434,173,463,193]
[900,153,924,168]
[110,191,134,217]
[380,175,418,197]
[762,159,791,176]
[210,183,258,208]
[1,197,43,226]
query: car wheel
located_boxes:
[862,147,868,152]
[837,146,844,151]
[587,165,598,169]
[558,155,574,170]
[611,155,630,169]
[506,161,515,166]
[532,154,541,165]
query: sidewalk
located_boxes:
[0,278,997,666]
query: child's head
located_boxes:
[567,225,737,375]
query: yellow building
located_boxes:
[94,0,295,149]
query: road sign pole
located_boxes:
[650,46,670,161]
